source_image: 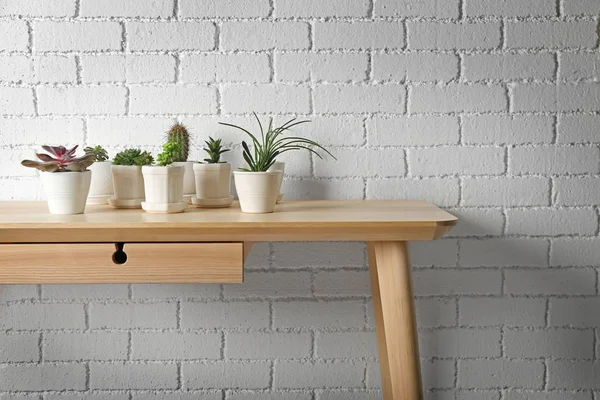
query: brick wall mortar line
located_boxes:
[1,3,599,395]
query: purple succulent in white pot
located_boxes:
[21,145,95,215]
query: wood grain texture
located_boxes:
[243,242,254,262]
[0,243,243,283]
[0,200,457,243]
[368,241,423,400]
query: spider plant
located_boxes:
[219,113,335,172]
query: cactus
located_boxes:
[166,123,190,162]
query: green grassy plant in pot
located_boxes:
[21,145,95,215]
[109,148,154,209]
[220,113,335,214]
[141,141,187,214]
[85,145,113,205]
[167,123,195,203]
[192,137,232,208]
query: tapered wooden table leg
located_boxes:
[368,241,422,400]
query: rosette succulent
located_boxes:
[202,137,230,164]
[84,145,109,162]
[21,145,95,172]
[113,149,154,166]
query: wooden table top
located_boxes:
[0,200,457,243]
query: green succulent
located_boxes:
[84,145,109,162]
[202,137,230,164]
[156,141,182,167]
[113,149,154,166]
[166,123,190,162]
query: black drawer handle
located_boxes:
[112,242,127,265]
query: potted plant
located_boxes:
[84,145,113,205]
[267,161,285,203]
[21,145,95,215]
[192,137,232,208]
[141,141,187,214]
[167,123,195,203]
[109,148,154,209]
[220,113,335,214]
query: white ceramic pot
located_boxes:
[40,170,91,215]
[172,161,195,198]
[267,161,285,203]
[88,161,114,204]
[233,170,281,214]
[111,165,145,201]
[142,165,185,205]
[193,162,231,199]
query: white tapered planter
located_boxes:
[41,170,91,215]
[110,165,145,209]
[172,161,195,202]
[233,170,281,214]
[141,165,187,213]
[87,161,113,205]
[192,162,232,208]
[267,161,285,203]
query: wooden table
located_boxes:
[0,200,457,400]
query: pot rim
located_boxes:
[111,164,143,169]
[40,170,92,175]
[142,165,184,174]
[193,162,231,170]
[142,165,184,169]
[233,170,280,175]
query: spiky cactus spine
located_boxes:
[167,123,190,162]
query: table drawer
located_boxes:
[0,243,244,284]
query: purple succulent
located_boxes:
[21,145,95,172]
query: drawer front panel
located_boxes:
[0,243,244,284]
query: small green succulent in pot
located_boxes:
[192,137,233,208]
[21,145,95,215]
[140,140,187,214]
[84,145,114,205]
[220,113,335,214]
[112,149,154,166]
[84,145,109,163]
[21,145,95,172]
[203,137,230,164]
[110,149,154,209]
[156,141,182,166]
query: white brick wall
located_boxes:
[1,0,599,398]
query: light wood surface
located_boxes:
[0,200,456,398]
[243,242,254,262]
[0,243,243,283]
[369,241,422,400]
[0,200,456,243]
